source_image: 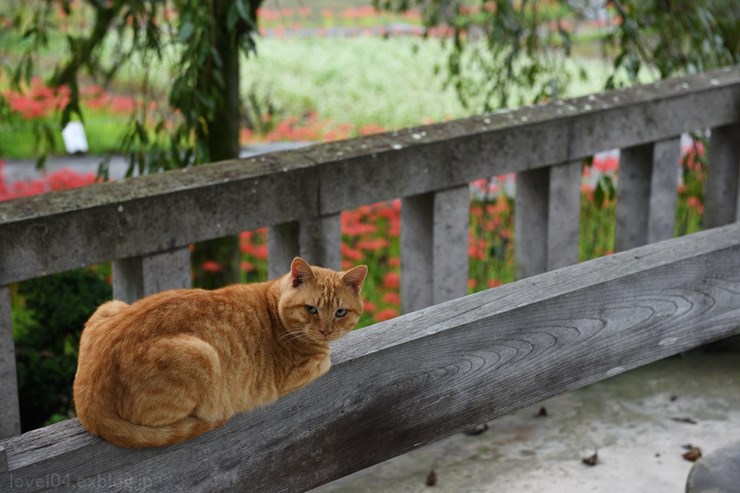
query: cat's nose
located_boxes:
[320,324,333,337]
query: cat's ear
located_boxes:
[342,265,368,294]
[290,257,315,287]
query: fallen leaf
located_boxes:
[426,469,437,487]
[463,423,489,436]
[682,446,702,462]
[582,450,598,466]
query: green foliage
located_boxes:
[376,0,740,112]
[14,269,111,431]
[0,0,262,174]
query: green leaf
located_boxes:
[178,21,195,42]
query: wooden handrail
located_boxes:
[1,67,739,285]
[2,222,740,492]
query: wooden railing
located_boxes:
[1,66,739,492]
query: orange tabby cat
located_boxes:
[73,257,367,448]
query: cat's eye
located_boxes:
[335,308,347,318]
[305,305,318,315]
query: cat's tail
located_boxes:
[82,411,221,448]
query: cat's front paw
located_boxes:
[316,355,331,376]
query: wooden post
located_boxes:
[0,285,20,438]
[112,247,192,304]
[268,222,300,279]
[547,161,583,270]
[648,138,681,243]
[515,161,582,278]
[705,123,740,229]
[269,215,342,278]
[299,214,342,271]
[401,186,469,313]
[615,138,680,252]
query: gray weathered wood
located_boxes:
[2,222,739,493]
[648,138,681,243]
[547,161,583,270]
[0,446,6,474]
[268,221,300,279]
[515,161,581,277]
[268,215,342,276]
[705,123,740,229]
[0,286,20,439]
[2,68,739,285]
[515,167,549,278]
[616,143,654,251]
[298,214,342,271]
[616,138,680,251]
[401,186,469,313]
[112,247,191,303]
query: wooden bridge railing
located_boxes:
[1,66,739,491]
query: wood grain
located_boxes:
[2,222,740,492]
[1,68,739,284]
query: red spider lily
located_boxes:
[240,261,255,272]
[362,299,376,313]
[5,78,70,120]
[201,260,222,273]
[240,243,268,260]
[356,238,388,251]
[359,124,386,136]
[383,272,400,289]
[382,292,400,305]
[687,196,704,214]
[341,244,364,261]
[375,308,398,322]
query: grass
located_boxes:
[241,36,615,130]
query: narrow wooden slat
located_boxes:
[2,222,740,492]
[0,286,20,439]
[705,123,740,229]
[515,161,581,277]
[515,168,549,278]
[616,138,681,251]
[432,186,470,305]
[547,161,582,270]
[268,222,299,279]
[615,143,654,252]
[401,186,469,313]
[298,214,342,271]
[112,247,192,304]
[647,138,681,243]
[401,192,433,311]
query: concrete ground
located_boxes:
[313,350,740,493]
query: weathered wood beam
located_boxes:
[2,68,739,285]
[401,186,469,313]
[2,222,740,492]
[268,221,300,279]
[268,215,342,278]
[705,122,740,229]
[298,214,342,271]
[615,137,681,252]
[0,286,20,439]
[515,160,581,278]
[111,247,192,304]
